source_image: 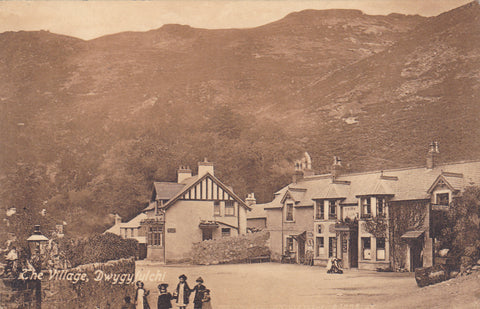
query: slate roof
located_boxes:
[247,203,268,219]
[153,182,187,200]
[265,160,480,210]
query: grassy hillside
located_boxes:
[0,3,478,237]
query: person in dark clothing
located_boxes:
[173,274,191,309]
[157,283,173,309]
[201,289,212,309]
[191,277,206,309]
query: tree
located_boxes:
[440,186,480,266]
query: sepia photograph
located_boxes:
[0,0,479,308]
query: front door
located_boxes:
[297,238,305,264]
[202,229,213,241]
[350,229,358,268]
[410,241,423,271]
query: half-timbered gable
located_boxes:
[106,159,249,263]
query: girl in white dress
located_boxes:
[135,281,150,309]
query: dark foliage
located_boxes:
[58,233,138,267]
[389,200,428,270]
[439,186,480,266]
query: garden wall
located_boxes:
[42,257,135,308]
[191,231,270,265]
[0,258,135,309]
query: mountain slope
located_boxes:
[0,4,478,236]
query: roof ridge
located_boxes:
[299,159,480,180]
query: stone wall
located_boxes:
[0,258,135,309]
[42,258,135,308]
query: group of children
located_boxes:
[126,274,212,309]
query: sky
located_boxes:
[0,0,474,40]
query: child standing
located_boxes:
[191,277,206,309]
[157,283,173,309]
[173,274,191,309]
[201,289,212,309]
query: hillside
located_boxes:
[0,3,478,236]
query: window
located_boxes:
[317,224,323,234]
[225,200,235,216]
[362,197,371,218]
[286,203,294,221]
[329,200,337,220]
[221,228,231,237]
[214,201,221,216]
[315,201,324,220]
[362,237,371,260]
[376,238,386,260]
[328,237,337,258]
[316,237,324,257]
[148,225,163,246]
[377,197,385,216]
[286,237,294,252]
[436,193,449,206]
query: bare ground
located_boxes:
[135,262,480,309]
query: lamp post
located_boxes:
[27,225,49,256]
[27,225,48,309]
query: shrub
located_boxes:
[59,233,138,267]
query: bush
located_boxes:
[59,233,138,267]
[439,186,480,268]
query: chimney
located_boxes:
[426,141,439,169]
[198,158,214,176]
[331,156,343,179]
[177,165,192,183]
[245,193,256,207]
[114,214,122,225]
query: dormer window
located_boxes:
[315,201,324,220]
[361,197,371,218]
[377,197,385,216]
[436,193,450,206]
[286,203,294,221]
[328,200,337,220]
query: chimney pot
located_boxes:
[245,193,256,206]
[426,141,439,169]
[331,156,344,179]
[178,165,192,183]
[198,159,214,176]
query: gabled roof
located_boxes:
[312,182,349,200]
[159,172,250,211]
[355,178,396,197]
[264,160,480,210]
[427,172,464,194]
[280,188,306,204]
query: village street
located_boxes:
[135,262,480,309]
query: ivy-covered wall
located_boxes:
[389,200,429,270]
[42,258,135,308]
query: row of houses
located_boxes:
[106,144,480,271]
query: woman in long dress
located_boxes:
[135,281,150,309]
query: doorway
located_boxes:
[202,229,213,241]
[410,240,423,272]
